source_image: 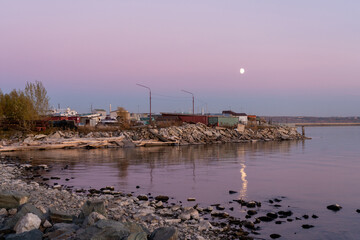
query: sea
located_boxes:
[5,126,360,240]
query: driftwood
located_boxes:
[0,136,180,152]
[0,137,126,152]
[133,140,178,147]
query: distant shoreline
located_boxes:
[295,123,360,127]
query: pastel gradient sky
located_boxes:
[1,1,360,116]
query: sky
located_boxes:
[1,0,360,116]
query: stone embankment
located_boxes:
[0,123,305,152]
[0,157,254,240]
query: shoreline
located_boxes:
[295,123,360,127]
[0,156,255,240]
[0,123,307,153]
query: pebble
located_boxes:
[0,208,8,216]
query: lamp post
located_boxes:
[181,90,194,114]
[136,84,152,125]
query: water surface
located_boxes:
[5,127,360,240]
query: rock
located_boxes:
[4,204,45,230]
[122,139,136,148]
[246,201,256,208]
[149,227,178,240]
[211,211,229,218]
[127,232,148,240]
[137,195,149,201]
[267,212,278,219]
[258,216,273,222]
[48,132,62,139]
[44,223,79,239]
[179,212,191,221]
[8,209,17,215]
[302,214,309,219]
[34,134,47,140]
[228,190,238,194]
[4,229,43,240]
[14,213,41,234]
[164,219,182,224]
[155,195,169,202]
[242,221,255,230]
[327,204,342,211]
[0,191,29,209]
[83,212,107,226]
[123,222,150,235]
[198,221,212,231]
[356,209,360,213]
[247,210,257,216]
[78,220,130,240]
[270,233,281,239]
[158,208,173,217]
[155,201,163,208]
[187,198,196,201]
[43,220,52,228]
[49,208,74,223]
[81,200,106,217]
[302,224,314,229]
[278,210,292,217]
[0,208,8,216]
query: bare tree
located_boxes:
[25,81,50,116]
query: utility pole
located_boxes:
[136,84,152,125]
[181,90,194,114]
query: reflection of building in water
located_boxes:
[239,163,248,199]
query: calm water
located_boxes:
[4,127,360,240]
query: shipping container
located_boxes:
[161,113,208,125]
[208,116,238,127]
[180,115,208,125]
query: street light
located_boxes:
[181,90,194,114]
[136,84,152,125]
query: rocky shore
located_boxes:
[0,123,306,152]
[0,157,255,240]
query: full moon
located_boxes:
[240,68,245,74]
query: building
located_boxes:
[92,109,107,120]
[222,110,248,124]
[48,107,78,117]
[79,113,101,127]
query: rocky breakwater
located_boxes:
[0,159,254,240]
[0,123,306,152]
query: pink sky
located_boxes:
[1,1,360,116]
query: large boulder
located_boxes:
[81,200,106,218]
[127,232,148,240]
[4,229,43,240]
[49,208,75,223]
[149,227,178,240]
[0,191,29,209]
[83,212,107,226]
[43,223,80,239]
[14,213,41,234]
[3,204,45,231]
[78,219,131,240]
